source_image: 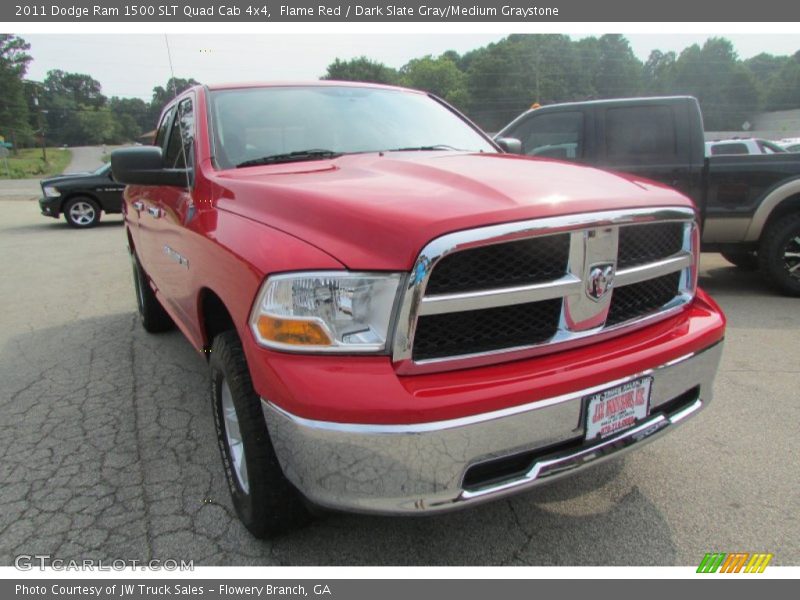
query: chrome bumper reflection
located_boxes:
[262,341,723,515]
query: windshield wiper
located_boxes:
[382,144,466,152]
[236,149,342,168]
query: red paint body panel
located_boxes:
[244,290,725,424]
[124,83,725,426]
[212,152,691,270]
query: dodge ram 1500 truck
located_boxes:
[112,82,726,538]
[496,96,800,295]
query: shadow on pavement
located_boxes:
[699,265,774,296]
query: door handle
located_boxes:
[147,206,161,218]
[132,200,144,211]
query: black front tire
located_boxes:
[209,331,311,538]
[63,196,101,228]
[130,252,174,332]
[758,213,800,296]
[721,250,758,271]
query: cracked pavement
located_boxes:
[0,198,798,566]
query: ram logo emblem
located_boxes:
[586,263,615,301]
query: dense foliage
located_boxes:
[2,34,798,148]
[323,35,800,133]
[0,34,199,149]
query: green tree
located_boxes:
[400,55,470,109]
[109,96,149,141]
[0,34,34,149]
[42,69,106,108]
[577,34,642,98]
[745,53,788,88]
[671,38,760,130]
[39,69,111,146]
[765,51,800,111]
[321,57,399,84]
[643,50,676,95]
[465,35,587,130]
[465,39,520,131]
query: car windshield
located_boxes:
[92,163,111,175]
[208,85,496,169]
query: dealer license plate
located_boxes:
[584,377,652,441]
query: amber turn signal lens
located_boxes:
[256,315,333,346]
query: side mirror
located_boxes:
[494,137,523,154]
[111,146,188,187]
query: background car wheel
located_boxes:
[721,250,758,271]
[210,331,311,538]
[63,197,101,228]
[758,213,800,296]
[130,252,174,332]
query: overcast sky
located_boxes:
[19,33,800,100]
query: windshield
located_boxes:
[93,163,111,175]
[209,85,496,169]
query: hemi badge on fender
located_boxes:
[163,245,189,269]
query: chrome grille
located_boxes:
[618,222,684,269]
[413,299,562,361]
[606,271,682,327]
[426,234,570,294]
[393,207,697,374]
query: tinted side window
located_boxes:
[154,106,175,149]
[164,98,194,169]
[515,111,583,159]
[605,106,676,161]
[710,143,748,156]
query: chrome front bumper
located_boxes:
[262,341,723,515]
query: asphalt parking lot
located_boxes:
[0,196,798,566]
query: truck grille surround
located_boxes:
[392,208,697,373]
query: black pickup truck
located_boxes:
[496,96,800,295]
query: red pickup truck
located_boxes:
[112,82,726,538]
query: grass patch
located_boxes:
[0,147,73,179]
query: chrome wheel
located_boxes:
[68,200,97,226]
[221,379,249,493]
[784,235,800,280]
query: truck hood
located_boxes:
[210,152,693,270]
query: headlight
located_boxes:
[249,271,403,353]
[43,186,60,198]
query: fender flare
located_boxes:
[744,177,800,242]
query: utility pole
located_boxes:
[33,96,47,163]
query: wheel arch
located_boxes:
[760,193,800,237]
[60,191,101,213]
[198,287,238,357]
[745,178,800,242]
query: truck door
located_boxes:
[499,108,594,164]
[144,95,198,329]
[595,102,700,201]
[128,104,176,274]
[94,163,126,212]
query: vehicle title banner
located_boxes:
[3,0,799,22]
